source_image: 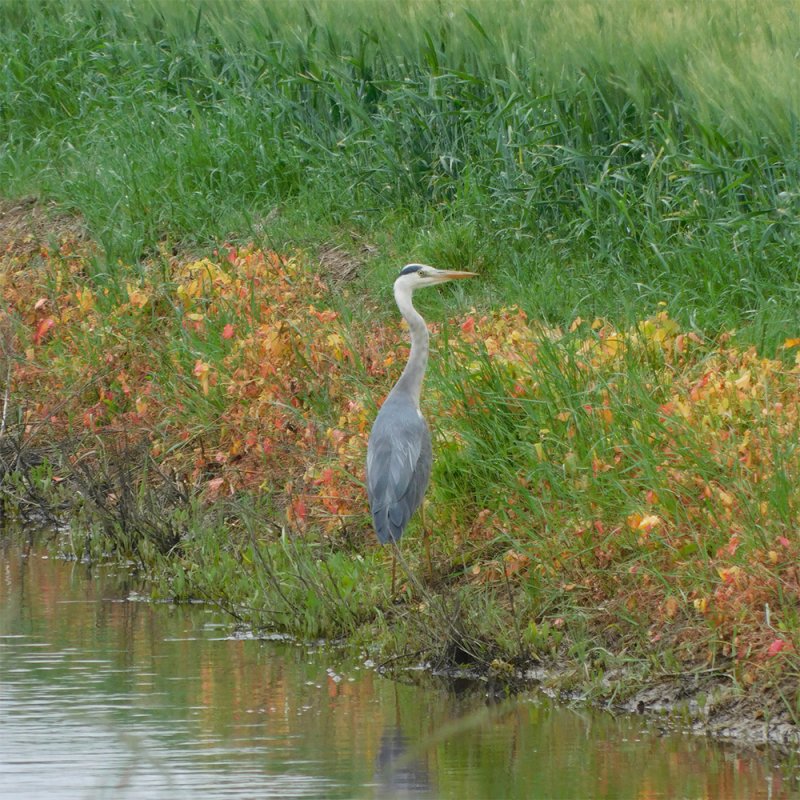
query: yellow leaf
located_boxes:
[193,360,211,395]
[782,337,800,349]
[626,512,643,530]
[75,287,95,314]
[638,514,662,531]
[326,332,345,360]
[601,335,623,357]
[693,597,709,613]
[262,330,288,359]
[717,489,734,507]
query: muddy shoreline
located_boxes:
[407,661,800,752]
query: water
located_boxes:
[1,542,797,800]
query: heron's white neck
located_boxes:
[391,280,429,408]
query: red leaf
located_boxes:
[292,498,307,521]
[222,323,235,340]
[767,639,788,657]
[314,467,334,486]
[32,317,55,345]
[205,477,226,499]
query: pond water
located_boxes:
[1,541,797,799]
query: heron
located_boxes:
[366,263,476,593]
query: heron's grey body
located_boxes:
[367,390,433,543]
[366,264,474,546]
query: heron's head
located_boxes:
[395,263,476,291]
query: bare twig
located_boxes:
[0,360,11,441]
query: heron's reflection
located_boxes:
[373,686,434,799]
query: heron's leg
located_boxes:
[421,501,433,582]
[391,549,397,597]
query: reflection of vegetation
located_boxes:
[1,548,794,800]
[1,0,800,735]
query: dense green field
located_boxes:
[2,0,800,344]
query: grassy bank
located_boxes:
[1,0,800,736]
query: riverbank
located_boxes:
[2,201,799,748]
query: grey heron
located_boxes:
[366,263,476,592]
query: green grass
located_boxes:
[2,0,800,348]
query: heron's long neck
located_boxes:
[392,282,429,408]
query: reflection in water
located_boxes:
[375,726,433,799]
[374,686,433,798]
[0,542,798,800]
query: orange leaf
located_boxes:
[126,283,150,309]
[292,498,307,521]
[664,596,679,618]
[222,323,235,339]
[193,360,211,395]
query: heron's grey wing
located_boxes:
[367,409,432,544]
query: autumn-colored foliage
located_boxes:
[3,233,799,685]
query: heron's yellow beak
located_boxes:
[434,270,477,282]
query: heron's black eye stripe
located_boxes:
[399,264,423,276]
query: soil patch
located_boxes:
[0,196,86,255]
[317,240,376,284]
[617,674,800,749]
